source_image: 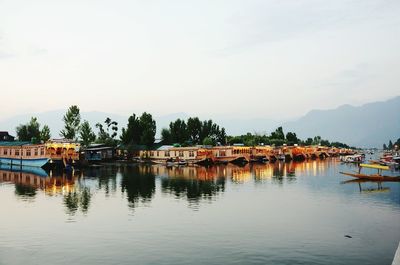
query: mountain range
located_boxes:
[0,96,398,148]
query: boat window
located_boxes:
[179,151,183,157]
[189,151,194,157]
[34,149,38,156]
[3,149,7,155]
[15,150,20,156]
[26,150,31,156]
[40,148,45,155]
[165,151,170,157]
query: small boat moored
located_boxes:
[340,163,400,182]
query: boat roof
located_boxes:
[0,141,32,146]
[360,163,389,170]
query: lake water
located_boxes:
[0,158,399,265]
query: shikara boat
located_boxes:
[340,163,400,182]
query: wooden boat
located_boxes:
[340,163,400,182]
[339,172,400,182]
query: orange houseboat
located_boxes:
[0,142,48,168]
[139,145,354,165]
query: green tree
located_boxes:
[388,140,393,150]
[40,125,51,142]
[120,113,142,146]
[169,119,188,144]
[187,117,202,144]
[60,105,81,140]
[304,138,313,145]
[312,136,322,145]
[96,117,118,146]
[139,112,156,147]
[270,127,285,140]
[383,143,387,150]
[161,128,172,145]
[202,137,214,146]
[80,120,96,147]
[16,117,41,142]
[286,132,299,145]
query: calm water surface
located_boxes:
[0,158,399,265]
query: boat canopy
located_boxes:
[359,163,389,170]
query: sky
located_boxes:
[0,0,399,121]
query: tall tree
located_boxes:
[270,127,285,140]
[16,117,41,142]
[286,132,299,145]
[40,125,51,142]
[96,117,118,146]
[169,119,188,144]
[80,120,96,147]
[139,112,156,147]
[121,113,142,145]
[60,105,81,140]
[187,117,202,144]
[388,140,393,150]
[161,128,172,144]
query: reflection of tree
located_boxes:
[161,176,225,203]
[14,183,37,198]
[63,187,92,215]
[120,166,155,208]
[84,166,118,195]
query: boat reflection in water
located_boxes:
[0,160,336,213]
[0,164,91,215]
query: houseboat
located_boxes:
[83,144,116,162]
[46,139,80,167]
[0,142,49,168]
[140,146,213,165]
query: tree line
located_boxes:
[15,105,352,149]
[227,127,352,148]
[383,138,400,150]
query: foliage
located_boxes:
[161,117,226,146]
[139,112,156,147]
[16,117,51,143]
[120,112,156,148]
[286,132,299,145]
[80,120,96,147]
[121,114,141,146]
[60,105,81,140]
[96,117,118,146]
[40,125,51,142]
[202,137,214,146]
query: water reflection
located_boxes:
[0,159,398,215]
[160,167,226,203]
[63,187,91,215]
[120,165,156,208]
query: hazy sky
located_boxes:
[1,0,399,121]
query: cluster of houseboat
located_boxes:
[0,131,357,169]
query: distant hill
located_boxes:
[282,96,400,148]
[1,96,398,147]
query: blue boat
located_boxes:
[0,163,49,177]
[0,141,49,168]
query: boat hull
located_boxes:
[0,157,49,168]
[340,172,400,182]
